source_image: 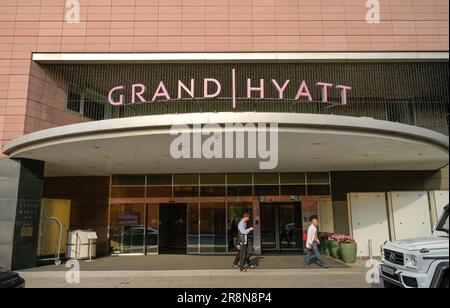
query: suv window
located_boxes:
[436,209,449,234]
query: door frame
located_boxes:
[260,201,303,253]
[158,203,188,254]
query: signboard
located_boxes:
[117,212,140,226]
[108,68,351,108]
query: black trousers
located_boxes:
[233,243,253,269]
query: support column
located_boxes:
[0,158,44,270]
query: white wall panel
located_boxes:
[319,197,334,233]
[388,191,432,240]
[429,191,449,227]
[349,193,390,257]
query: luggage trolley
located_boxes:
[38,216,63,266]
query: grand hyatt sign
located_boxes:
[108,68,352,108]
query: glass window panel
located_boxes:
[200,186,226,197]
[214,204,226,253]
[146,205,159,254]
[146,186,172,198]
[111,186,145,198]
[280,173,306,184]
[227,202,253,252]
[307,185,331,196]
[187,203,199,253]
[158,204,186,252]
[301,198,319,252]
[281,185,306,196]
[302,198,319,229]
[200,203,214,253]
[109,204,145,254]
[227,186,253,197]
[200,174,225,185]
[200,203,226,253]
[307,172,330,184]
[66,89,81,113]
[254,173,279,185]
[83,98,105,121]
[147,174,172,185]
[279,204,301,250]
[254,185,279,196]
[260,204,277,250]
[174,174,199,185]
[174,186,199,197]
[227,173,253,185]
[112,175,146,185]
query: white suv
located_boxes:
[379,205,449,288]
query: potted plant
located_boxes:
[319,232,332,256]
[339,235,357,264]
[329,234,341,259]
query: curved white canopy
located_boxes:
[3,113,448,176]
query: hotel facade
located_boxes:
[0,0,449,270]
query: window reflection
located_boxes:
[199,202,226,253]
[111,186,145,198]
[187,203,199,253]
[146,205,159,254]
[109,204,146,254]
[108,173,332,255]
[227,203,253,252]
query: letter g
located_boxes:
[108,86,124,106]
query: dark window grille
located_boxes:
[43,62,448,135]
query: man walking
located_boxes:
[304,218,329,268]
[235,213,254,272]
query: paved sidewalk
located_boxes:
[18,255,382,288]
[28,254,349,271]
[20,269,380,288]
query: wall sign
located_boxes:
[108,68,352,108]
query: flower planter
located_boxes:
[322,239,331,256]
[329,240,340,259]
[339,242,357,264]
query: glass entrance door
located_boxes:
[261,203,302,253]
[279,204,301,250]
[261,204,277,250]
[109,204,146,254]
[158,203,187,254]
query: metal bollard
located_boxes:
[368,239,373,261]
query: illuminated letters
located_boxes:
[178,79,195,99]
[107,68,352,107]
[203,79,222,98]
[247,79,265,99]
[108,86,124,106]
[272,79,290,99]
[152,81,171,101]
[294,80,313,101]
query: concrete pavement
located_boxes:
[18,256,382,288]
[20,270,381,288]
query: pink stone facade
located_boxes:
[0,0,449,155]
